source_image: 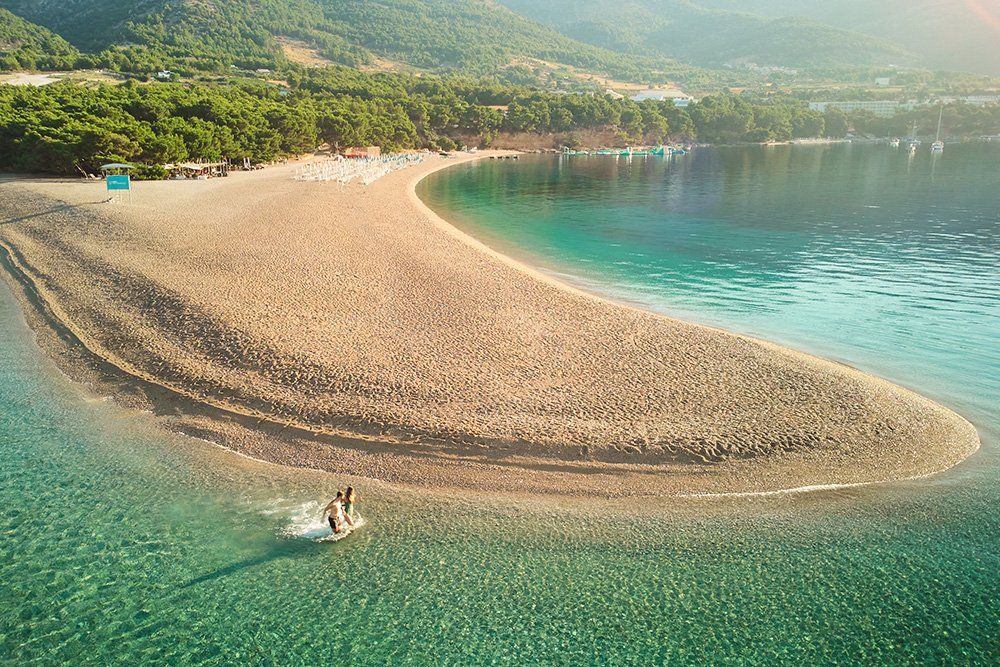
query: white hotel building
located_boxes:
[808,100,912,117]
[810,96,999,118]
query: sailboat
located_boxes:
[906,122,920,152]
[931,104,945,152]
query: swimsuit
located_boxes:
[327,500,345,531]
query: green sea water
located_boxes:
[2,144,999,664]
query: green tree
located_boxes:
[790,108,825,139]
[748,106,792,142]
[823,109,849,137]
[689,95,754,143]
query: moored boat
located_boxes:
[931,104,945,152]
[559,145,686,157]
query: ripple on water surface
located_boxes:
[4,143,1000,663]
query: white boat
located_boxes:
[889,138,900,148]
[931,104,945,152]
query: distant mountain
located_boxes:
[498,0,917,69]
[322,0,667,76]
[5,0,985,83]
[0,0,675,81]
[693,0,1000,75]
[0,0,371,71]
[0,8,79,69]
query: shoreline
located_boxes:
[410,155,984,498]
[0,152,981,499]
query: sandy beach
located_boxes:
[0,153,980,497]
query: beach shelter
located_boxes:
[100,163,135,177]
[100,163,134,202]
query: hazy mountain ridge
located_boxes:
[1,0,992,80]
[693,0,1000,75]
[499,0,916,69]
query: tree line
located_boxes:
[1,71,996,177]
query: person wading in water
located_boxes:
[343,487,358,523]
[322,491,355,534]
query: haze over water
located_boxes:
[2,144,998,663]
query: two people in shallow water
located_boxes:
[322,486,357,534]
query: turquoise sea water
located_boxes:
[2,144,998,664]
[420,144,999,431]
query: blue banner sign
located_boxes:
[106,175,131,191]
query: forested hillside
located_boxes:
[0,68,692,175]
[4,0,994,81]
[0,57,850,177]
[1,0,995,80]
[4,61,998,178]
[498,0,915,69]
[0,9,79,70]
[695,0,1000,76]
[317,0,669,79]
[0,0,674,82]
[0,0,372,73]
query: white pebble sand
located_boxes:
[0,154,980,498]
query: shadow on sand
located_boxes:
[0,201,110,227]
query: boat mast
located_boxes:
[935,103,944,142]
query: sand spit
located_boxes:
[0,155,980,497]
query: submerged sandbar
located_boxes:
[0,154,979,496]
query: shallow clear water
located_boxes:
[420,144,1000,431]
[2,144,998,664]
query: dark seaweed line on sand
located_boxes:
[0,236,711,468]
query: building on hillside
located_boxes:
[874,77,892,87]
[604,88,624,100]
[631,89,694,107]
[739,63,799,76]
[811,95,999,118]
[808,100,913,117]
